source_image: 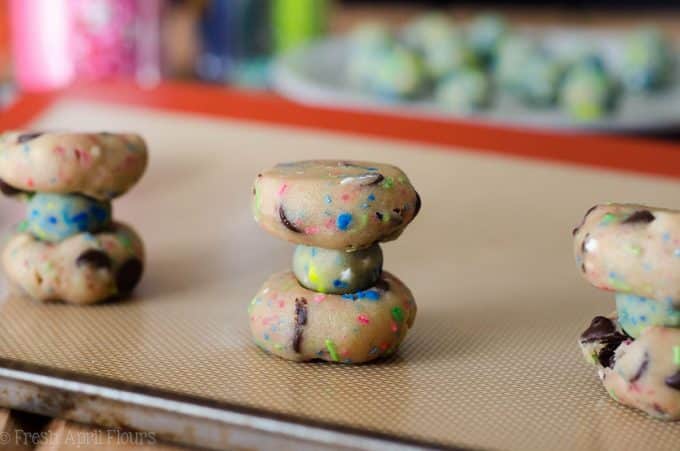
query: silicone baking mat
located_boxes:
[1,86,680,450]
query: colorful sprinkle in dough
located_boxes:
[580,314,680,420]
[249,271,416,363]
[2,222,144,305]
[251,160,420,251]
[26,193,112,242]
[574,204,680,305]
[616,293,680,339]
[0,131,148,200]
[292,243,383,294]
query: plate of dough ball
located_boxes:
[272,12,679,131]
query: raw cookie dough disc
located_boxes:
[573,204,680,305]
[616,292,680,339]
[579,314,680,419]
[25,193,112,242]
[252,160,421,250]
[292,243,383,294]
[0,131,148,200]
[2,222,144,305]
[249,270,417,363]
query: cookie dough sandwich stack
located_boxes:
[0,131,148,305]
[573,204,680,419]
[249,160,421,363]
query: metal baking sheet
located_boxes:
[1,98,680,450]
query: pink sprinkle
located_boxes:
[26,178,34,188]
[341,349,350,357]
[391,321,398,333]
[341,193,350,201]
[313,294,326,303]
[304,226,319,235]
[278,300,285,308]
[324,218,335,229]
[379,342,389,351]
[278,184,288,196]
[357,314,370,325]
[54,146,65,156]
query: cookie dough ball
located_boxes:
[0,131,148,200]
[520,53,565,106]
[573,204,680,304]
[467,13,507,65]
[347,22,396,90]
[25,193,112,242]
[403,12,454,54]
[435,67,492,112]
[2,222,144,305]
[616,293,680,339]
[560,62,619,120]
[622,27,675,92]
[420,29,476,81]
[252,160,421,251]
[293,243,383,294]
[494,34,538,93]
[249,270,416,363]
[368,45,426,100]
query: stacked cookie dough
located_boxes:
[574,204,680,419]
[0,131,147,305]
[249,160,420,363]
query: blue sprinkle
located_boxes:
[333,279,349,289]
[336,213,353,231]
[342,289,381,301]
[367,194,376,202]
[369,346,379,355]
[22,144,30,153]
[663,232,671,242]
[674,249,680,257]
[264,333,270,341]
[311,247,317,257]
[47,216,57,225]
[324,195,332,204]
[90,205,108,221]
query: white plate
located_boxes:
[272,29,680,132]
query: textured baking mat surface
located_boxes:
[1,99,680,451]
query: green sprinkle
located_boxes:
[382,212,391,223]
[325,339,339,362]
[381,177,394,189]
[608,388,618,402]
[274,343,283,351]
[17,220,28,232]
[628,245,641,256]
[397,175,406,184]
[118,235,132,250]
[600,213,617,225]
[674,346,680,366]
[391,307,404,322]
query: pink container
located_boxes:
[10,0,161,92]
[9,0,73,91]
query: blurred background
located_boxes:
[0,0,679,135]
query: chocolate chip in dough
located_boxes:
[580,316,618,343]
[665,371,680,390]
[76,250,112,269]
[116,258,143,294]
[629,352,649,383]
[17,132,43,143]
[413,192,422,219]
[279,205,303,233]
[0,179,23,196]
[572,205,598,236]
[622,210,655,225]
[292,297,308,353]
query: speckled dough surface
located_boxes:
[0,131,148,200]
[252,160,420,250]
[292,243,383,294]
[2,222,144,305]
[574,204,680,305]
[249,270,416,363]
[580,314,680,420]
[616,292,680,339]
[25,193,112,242]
